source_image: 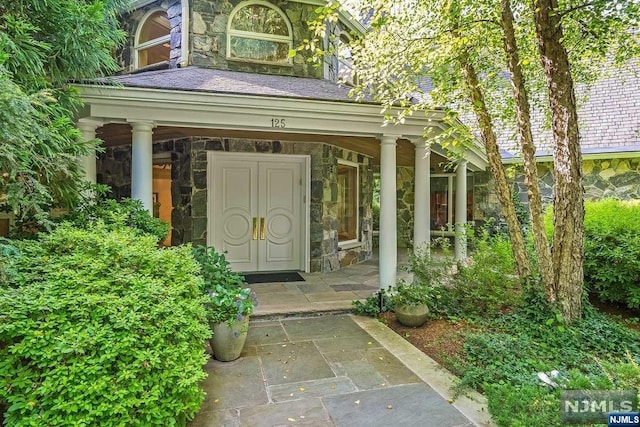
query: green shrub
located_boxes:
[545,199,640,308]
[445,232,520,319]
[60,196,170,243]
[0,223,210,426]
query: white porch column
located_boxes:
[413,140,431,253]
[77,120,101,184]
[379,134,399,289]
[455,159,468,260]
[129,120,155,212]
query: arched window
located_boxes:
[135,9,171,69]
[227,1,293,65]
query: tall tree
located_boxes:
[306,0,639,322]
[0,0,126,229]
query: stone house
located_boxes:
[74,0,488,289]
[501,62,640,206]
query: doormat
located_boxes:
[242,272,305,284]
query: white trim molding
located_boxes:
[75,84,488,170]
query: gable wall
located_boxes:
[191,0,322,78]
[117,0,184,73]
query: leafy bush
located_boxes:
[0,223,210,426]
[545,199,640,308]
[583,199,640,308]
[191,246,257,324]
[60,196,170,243]
[352,288,395,317]
[437,232,520,319]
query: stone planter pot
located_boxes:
[394,304,429,327]
[209,316,250,362]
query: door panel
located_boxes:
[259,162,301,271]
[209,154,304,272]
[212,160,258,271]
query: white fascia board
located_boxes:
[76,84,487,169]
[77,85,439,135]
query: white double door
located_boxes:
[208,153,305,272]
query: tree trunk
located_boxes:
[459,57,532,280]
[500,0,555,293]
[532,0,584,322]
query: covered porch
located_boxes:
[250,250,413,317]
[75,67,487,291]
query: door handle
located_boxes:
[260,217,266,240]
[252,217,258,240]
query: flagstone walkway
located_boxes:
[251,253,412,318]
[188,315,493,427]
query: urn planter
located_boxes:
[209,316,250,362]
[394,304,429,327]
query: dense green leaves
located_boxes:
[0,0,126,228]
[0,223,210,426]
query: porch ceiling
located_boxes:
[97,124,449,168]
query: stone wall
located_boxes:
[191,0,322,78]
[473,170,502,227]
[474,157,640,228]
[396,167,415,249]
[97,137,374,272]
[536,157,640,201]
[117,0,184,72]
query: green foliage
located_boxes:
[352,288,395,317]
[190,245,256,324]
[546,199,640,308]
[0,223,210,426]
[432,232,520,319]
[60,194,170,243]
[454,304,640,426]
[512,187,530,231]
[583,199,640,308]
[392,279,434,307]
[486,384,560,427]
[0,0,126,227]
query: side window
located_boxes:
[227,1,293,65]
[337,160,359,243]
[135,10,170,69]
[337,33,357,86]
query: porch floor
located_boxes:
[251,251,413,318]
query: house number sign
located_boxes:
[271,118,286,128]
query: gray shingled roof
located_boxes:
[500,62,640,157]
[102,66,368,103]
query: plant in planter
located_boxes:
[192,246,258,361]
[392,280,433,327]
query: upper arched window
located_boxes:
[227,1,293,65]
[135,9,171,69]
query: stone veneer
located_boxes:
[190,0,321,78]
[118,0,184,71]
[473,157,640,226]
[97,137,373,273]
